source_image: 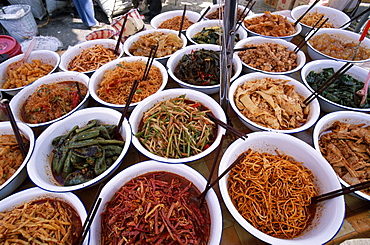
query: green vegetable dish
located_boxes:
[306,67,370,108]
[191,26,240,45]
[51,119,125,186]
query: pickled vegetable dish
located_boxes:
[306,67,370,108]
[21,81,88,124]
[191,26,240,45]
[101,171,211,244]
[174,49,220,86]
[135,95,217,158]
[52,119,125,186]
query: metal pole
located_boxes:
[220,0,237,112]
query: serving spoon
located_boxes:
[6,38,37,76]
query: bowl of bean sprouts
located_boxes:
[219,131,345,244]
[129,88,227,164]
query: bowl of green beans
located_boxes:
[27,107,132,192]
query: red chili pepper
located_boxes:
[191,102,201,108]
[204,144,210,150]
[72,91,80,108]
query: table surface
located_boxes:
[12,35,370,245]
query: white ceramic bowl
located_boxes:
[0,122,35,200]
[306,28,370,63]
[27,107,132,192]
[123,29,187,65]
[219,132,345,245]
[234,36,306,76]
[301,59,370,113]
[89,56,168,112]
[0,187,88,244]
[167,44,242,94]
[150,10,201,30]
[59,39,124,75]
[229,72,320,133]
[186,19,248,45]
[291,5,351,36]
[313,111,370,201]
[9,71,90,131]
[89,160,222,245]
[0,50,60,96]
[129,88,226,163]
[200,4,254,20]
[242,13,301,42]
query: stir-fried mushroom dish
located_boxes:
[319,121,370,195]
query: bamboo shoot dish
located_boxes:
[51,119,125,186]
[101,171,211,244]
[135,95,217,158]
[234,77,309,130]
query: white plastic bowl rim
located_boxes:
[234,36,306,75]
[0,122,35,198]
[218,131,345,245]
[89,160,223,245]
[186,19,248,45]
[150,9,201,29]
[167,44,242,90]
[89,56,168,110]
[123,29,187,60]
[242,12,302,39]
[0,186,88,244]
[129,88,227,163]
[0,50,61,95]
[301,59,370,112]
[305,28,370,63]
[229,72,320,133]
[59,39,124,73]
[9,71,91,128]
[312,110,370,201]
[27,107,132,192]
[291,5,351,30]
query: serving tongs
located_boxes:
[351,19,370,61]
[355,69,370,106]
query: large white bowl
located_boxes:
[313,111,370,201]
[9,71,90,131]
[123,29,187,65]
[0,122,35,200]
[186,19,248,45]
[306,28,370,63]
[242,12,302,42]
[59,39,124,75]
[150,10,201,30]
[129,88,226,163]
[0,50,60,96]
[229,72,320,133]
[0,187,88,244]
[219,132,345,245]
[167,44,242,94]
[89,56,168,112]
[291,5,351,36]
[234,36,306,76]
[89,160,223,245]
[301,59,370,113]
[27,107,132,192]
[200,4,254,20]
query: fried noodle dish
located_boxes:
[3,59,54,89]
[234,77,309,130]
[243,11,296,37]
[0,134,29,185]
[129,31,183,58]
[228,149,318,239]
[21,81,88,124]
[299,11,334,28]
[319,121,370,195]
[238,42,298,72]
[158,16,194,31]
[135,95,217,158]
[0,199,82,244]
[97,60,163,105]
[67,44,118,72]
[101,171,211,245]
